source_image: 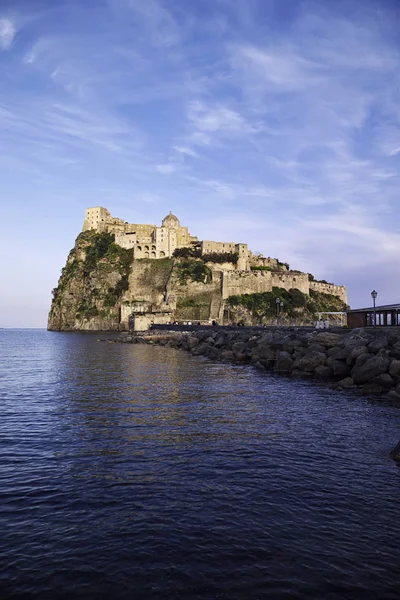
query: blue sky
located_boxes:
[1,0,400,327]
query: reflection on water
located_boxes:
[1,330,400,599]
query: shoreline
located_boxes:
[108,326,400,400]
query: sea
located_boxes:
[1,329,400,599]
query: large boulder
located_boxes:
[214,335,226,349]
[313,332,343,347]
[275,351,293,373]
[389,342,400,360]
[305,343,326,354]
[389,359,400,378]
[219,350,234,362]
[374,373,394,389]
[332,359,352,378]
[337,377,355,389]
[368,336,389,353]
[346,345,369,366]
[314,365,333,380]
[351,354,390,384]
[232,342,246,357]
[293,351,327,372]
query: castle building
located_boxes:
[83,207,198,259]
[81,206,347,304]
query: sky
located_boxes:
[1,0,400,327]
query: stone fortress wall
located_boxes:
[221,271,310,299]
[310,281,347,304]
[82,207,347,305]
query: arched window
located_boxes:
[145,245,149,251]
[151,252,156,258]
[152,245,156,251]
[145,252,149,258]
[160,251,165,257]
[137,246,142,251]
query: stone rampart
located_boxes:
[310,281,347,304]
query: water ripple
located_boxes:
[1,330,400,599]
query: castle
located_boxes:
[83,206,286,273]
[82,207,347,327]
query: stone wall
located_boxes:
[310,281,347,304]
[271,272,310,295]
[221,270,310,299]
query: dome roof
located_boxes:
[162,211,180,228]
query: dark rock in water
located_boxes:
[374,373,394,390]
[275,351,293,373]
[361,382,383,395]
[351,354,390,385]
[332,359,351,378]
[337,377,355,389]
[314,365,333,380]
[293,351,327,372]
[390,441,400,462]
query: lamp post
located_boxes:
[371,290,377,327]
[276,297,281,319]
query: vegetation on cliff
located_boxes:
[227,287,347,324]
[175,259,212,285]
[49,231,133,329]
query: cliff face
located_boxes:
[48,231,133,331]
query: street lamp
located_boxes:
[371,290,377,327]
[276,297,281,318]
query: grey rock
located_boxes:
[219,350,234,362]
[374,373,394,389]
[275,351,293,373]
[293,351,327,372]
[192,343,209,356]
[332,359,351,378]
[313,332,343,347]
[232,342,246,357]
[255,345,276,361]
[254,361,267,372]
[337,377,355,389]
[351,354,390,384]
[188,336,199,349]
[389,342,400,359]
[368,336,389,353]
[327,347,343,358]
[388,390,400,400]
[346,345,369,366]
[389,359,400,378]
[361,382,383,395]
[305,343,326,354]
[314,366,333,380]
[214,335,226,349]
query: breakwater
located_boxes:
[115,327,400,398]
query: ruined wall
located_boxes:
[310,281,347,304]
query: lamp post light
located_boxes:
[371,289,377,327]
[276,297,281,319]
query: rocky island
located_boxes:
[48,207,347,331]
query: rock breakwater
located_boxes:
[114,327,400,399]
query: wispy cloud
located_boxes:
[0,17,16,50]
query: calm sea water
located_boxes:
[1,330,400,599]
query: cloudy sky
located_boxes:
[1,0,400,327]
